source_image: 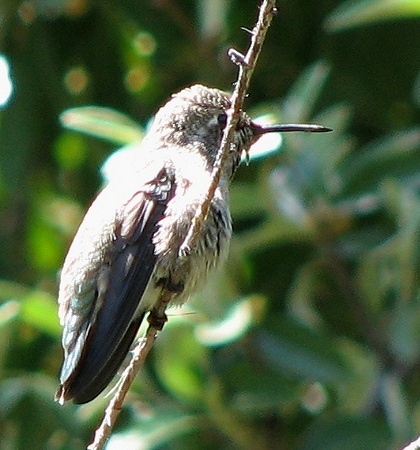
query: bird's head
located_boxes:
[148,84,331,169]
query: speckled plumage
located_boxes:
[56,84,331,404]
[56,85,250,404]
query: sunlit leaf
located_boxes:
[325,0,420,32]
[26,217,63,272]
[60,106,144,145]
[197,0,229,39]
[246,114,283,161]
[380,373,411,443]
[195,296,263,346]
[153,321,209,404]
[268,166,312,226]
[20,291,60,337]
[0,299,20,326]
[106,412,202,450]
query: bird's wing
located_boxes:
[56,166,176,404]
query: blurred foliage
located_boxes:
[0,0,419,449]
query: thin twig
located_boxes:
[87,331,155,450]
[86,1,277,448]
[179,0,277,256]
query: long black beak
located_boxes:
[251,122,332,135]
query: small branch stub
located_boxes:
[228,48,249,67]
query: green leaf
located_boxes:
[106,412,203,450]
[356,180,420,314]
[0,303,16,371]
[0,375,86,449]
[230,181,267,219]
[0,280,30,301]
[300,416,391,450]
[60,106,144,145]
[356,235,400,313]
[287,261,324,328]
[20,290,61,337]
[0,300,20,327]
[340,129,420,196]
[310,104,355,180]
[282,60,331,123]
[314,103,353,137]
[194,296,259,346]
[380,373,411,443]
[335,339,380,413]
[266,166,313,226]
[389,304,420,364]
[255,318,348,385]
[223,360,302,415]
[54,131,88,170]
[153,320,209,405]
[325,0,420,32]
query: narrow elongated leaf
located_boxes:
[380,373,411,443]
[282,60,331,123]
[325,0,420,32]
[60,106,144,145]
[340,129,420,195]
[195,296,259,346]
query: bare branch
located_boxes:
[87,332,154,450]
[179,0,277,256]
[87,2,277,448]
[87,291,172,450]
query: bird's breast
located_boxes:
[151,183,232,304]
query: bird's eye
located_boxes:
[217,113,227,130]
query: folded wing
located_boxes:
[57,167,176,404]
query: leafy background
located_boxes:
[0,0,420,449]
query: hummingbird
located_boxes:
[56,84,331,404]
